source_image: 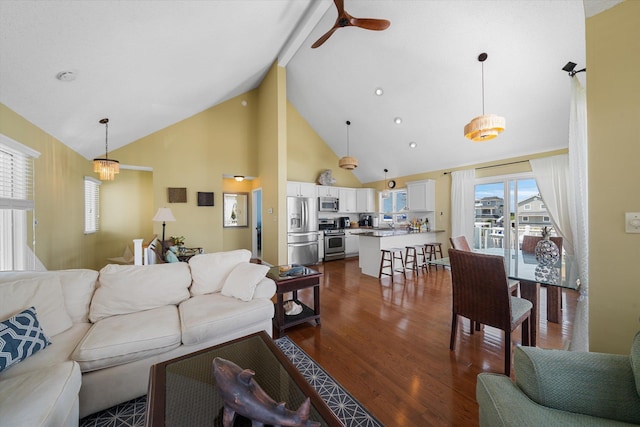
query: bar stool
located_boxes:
[405,245,428,275]
[379,248,406,279]
[424,242,444,269]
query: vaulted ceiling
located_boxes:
[0,1,621,183]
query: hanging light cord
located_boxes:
[346,120,351,156]
[99,118,110,160]
[481,61,485,115]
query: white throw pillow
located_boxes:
[0,276,73,337]
[221,262,270,302]
[90,262,191,322]
[188,249,252,295]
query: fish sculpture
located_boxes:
[212,357,321,427]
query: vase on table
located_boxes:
[535,227,559,266]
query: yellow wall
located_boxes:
[256,62,287,266]
[287,102,361,187]
[586,0,640,354]
[0,103,107,270]
[111,90,261,255]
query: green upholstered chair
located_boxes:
[476,331,640,426]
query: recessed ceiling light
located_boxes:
[394,117,403,125]
[241,100,247,107]
[374,87,384,96]
[56,70,77,82]
[409,141,417,148]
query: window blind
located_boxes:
[0,139,36,210]
[84,177,101,234]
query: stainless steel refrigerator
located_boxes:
[287,196,319,265]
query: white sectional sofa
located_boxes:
[0,249,276,426]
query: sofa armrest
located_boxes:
[252,277,276,300]
[477,373,634,427]
[515,346,640,424]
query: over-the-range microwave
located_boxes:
[318,197,339,212]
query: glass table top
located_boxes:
[151,332,338,426]
[430,247,580,290]
[267,265,321,282]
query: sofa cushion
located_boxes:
[631,330,640,396]
[221,262,270,302]
[0,360,81,427]
[0,276,73,337]
[74,305,182,371]
[188,249,252,296]
[90,262,191,322]
[179,293,274,345]
[0,269,98,324]
[0,307,51,372]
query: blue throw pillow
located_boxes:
[0,306,51,372]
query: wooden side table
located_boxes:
[267,266,323,337]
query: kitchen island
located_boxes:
[358,229,446,277]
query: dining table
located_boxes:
[429,247,580,346]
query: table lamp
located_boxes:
[152,208,176,247]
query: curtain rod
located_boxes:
[443,160,529,175]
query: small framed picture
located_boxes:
[197,192,214,206]
[168,187,187,203]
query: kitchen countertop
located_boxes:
[358,229,446,237]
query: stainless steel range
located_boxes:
[323,228,345,261]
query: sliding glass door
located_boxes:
[474,174,554,250]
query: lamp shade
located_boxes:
[464,114,506,142]
[152,208,176,222]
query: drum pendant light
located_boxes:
[464,53,505,142]
[339,120,358,170]
[93,118,120,180]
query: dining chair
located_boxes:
[448,248,532,376]
[521,235,563,254]
[450,235,472,251]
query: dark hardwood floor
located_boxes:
[282,257,577,427]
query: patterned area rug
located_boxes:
[79,336,384,427]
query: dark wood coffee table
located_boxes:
[146,331,342,426]
[267,266,323,337]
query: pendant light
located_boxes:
[338,120,358,170]
[464,53,505,142]
[93,118,120,180]
[382,169,390,197]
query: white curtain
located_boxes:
[530,155,574,256]
[567,75,589,351]
[451,169,476,247]
[531,76,589,351]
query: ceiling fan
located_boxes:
[311,0,391,48]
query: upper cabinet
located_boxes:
[317,185,340,198]
[287,181,317,198]
[338,188,357,212]
[356,188,376,213]
[406,179,435,211]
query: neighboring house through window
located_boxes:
[0,134,40,271]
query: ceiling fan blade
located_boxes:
[350,17,390,31]
[312,27,339,49]
[334,0,344,16]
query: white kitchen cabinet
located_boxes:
[317,185,340,198]
[406,179,435,211]
[345,230,360,256]
[287,181,316,198]
[356,188,376,212]
[338,188,357,213]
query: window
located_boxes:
[379,189,407,223]
[543,216,550,222]
[1,134,40,271]
[524,204,531,210]
[522,216,529,222]
[84,177,101,234]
